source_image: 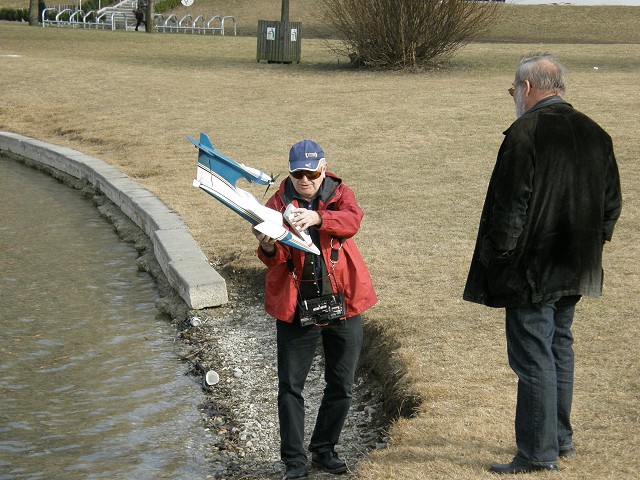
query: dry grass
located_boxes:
[1,6,639,479]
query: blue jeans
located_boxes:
[276,315,363,465]
[505,296,580,464]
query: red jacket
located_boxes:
[257,173,377,323]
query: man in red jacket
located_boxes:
[253,140,377,479]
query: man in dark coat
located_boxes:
[463,54,622,474]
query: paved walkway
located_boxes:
[0,131,227,310]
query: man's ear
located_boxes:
[523,80,532,97]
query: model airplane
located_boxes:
[188,133,320,255]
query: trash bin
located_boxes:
[256,20,301,64]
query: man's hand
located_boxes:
[288,207,322,232]
[252,227,276,255]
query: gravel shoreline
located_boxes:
[80,176,396,479]
[177,279,391,479]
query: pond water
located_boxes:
[0,157,212,479]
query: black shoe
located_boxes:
[312,451,347,474]
[283,461,309,479]
[490,457,558,474]
[559,445,576,458]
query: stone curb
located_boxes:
[0,131,228,309]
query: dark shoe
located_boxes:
[283,461,309,479]
[559,445,576,458]
[312,451,347,474]
[490,457,558,474]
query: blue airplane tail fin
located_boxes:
[199,132,214,150]
[187,133,244,187]
[192,133,216,170]
[188,132,274,188]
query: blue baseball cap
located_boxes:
[289,140,325,172]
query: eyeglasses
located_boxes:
[508,86,516,97]
[290,169,322,180]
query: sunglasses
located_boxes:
[508,86,516,97]
[290,169,323,180]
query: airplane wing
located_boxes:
[190,133,320,255]
[254,222,320,255]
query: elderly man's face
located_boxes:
[289,166,326,201]
[514,81,527,118]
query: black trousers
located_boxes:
[276,315,363,465]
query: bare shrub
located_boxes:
[321,0,500,70]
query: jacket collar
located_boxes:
[504,96,572,135]
[526,95,570,115]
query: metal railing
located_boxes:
[41,8,71,27]
[154,13,235,35]
[97,10,127,30]
[220,15,236,36]
[68,9,84,28]
[41,6,110,29]
[81,10,98,27]
[41,5,235,34]
[207,15,222,34]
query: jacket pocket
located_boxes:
[486,255,528,301]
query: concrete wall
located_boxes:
[0,131,228,310]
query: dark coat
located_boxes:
[463,98,622,308]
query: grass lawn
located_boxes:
[0,3,638,478]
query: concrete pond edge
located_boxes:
[0,131,227,310]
